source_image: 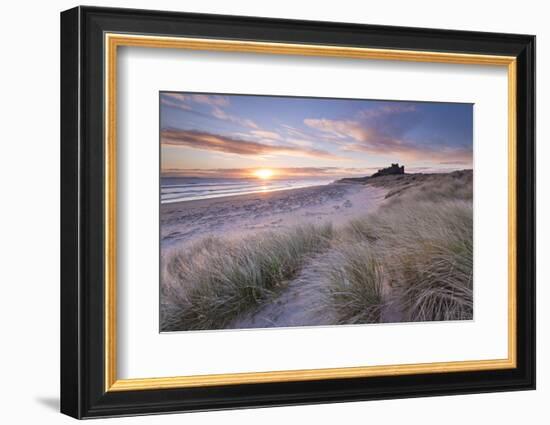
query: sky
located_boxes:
[160,92,473,179]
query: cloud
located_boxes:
[343,141,472,163]
[232,131,312,148]
[161,93,229,107]
[162,166,377,179]
[161,164,474,179]
[161,129,340,160]
[303,119,369,142]
[249,130,282,140]
[406,166,471,173]
[161,94,193,111]
[358,103,417,119]
[190,94,230,107]
[280,124,327,145]
[162,92,187,101]
[211,107,258,129]
[304,104,472,164]
[287,138,313,147]
[439,160,471,165]
[161,92,259,129]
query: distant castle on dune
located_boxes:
[371,163,405,178]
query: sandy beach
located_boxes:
[161,182,387,250]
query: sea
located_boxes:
[161,177,336,203]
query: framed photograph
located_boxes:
[60,6,535,419]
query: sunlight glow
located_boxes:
[253,169,274,180]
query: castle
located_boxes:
[371,163,405,178]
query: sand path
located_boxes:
[227,254,403,329]
[226,256,337,329]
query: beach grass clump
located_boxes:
[341,216,380,243]
[318,242,384,324]
[161,223,333,331]
[374,200,473,322]
[319,175,473,324]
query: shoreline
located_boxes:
[162,181,340,210]
[161,180,335,205]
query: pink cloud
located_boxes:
[303,119,369,142]
[249,130,282,140]
[161,129,341,160]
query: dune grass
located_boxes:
[380,200,473,321]
[317,171,473,324]
[318,242,384,324]
[161,223,333,331]
[321,200,472,323]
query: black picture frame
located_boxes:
[61,5,535,419]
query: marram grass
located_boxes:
[161,223,333,331]
[320,199,472,323]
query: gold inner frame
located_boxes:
[104,33,518,392]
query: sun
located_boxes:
[253,168,274,180]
